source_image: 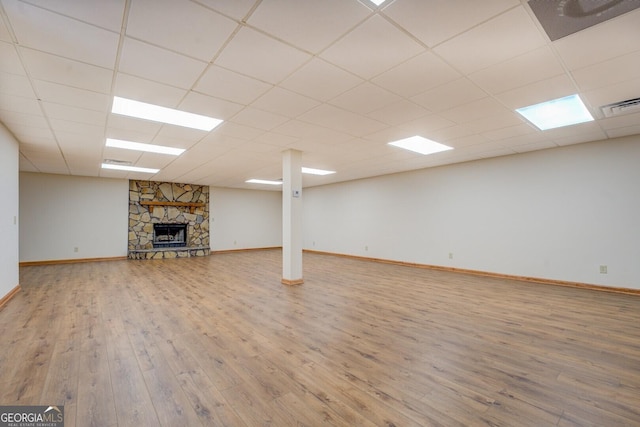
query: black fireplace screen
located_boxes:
[153,224,187,248]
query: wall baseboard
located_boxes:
[0,284,20,310]
[19,256,127,267]
[303,250,640,296]
[211,246,282,255]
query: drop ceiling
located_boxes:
[1,0,639,190]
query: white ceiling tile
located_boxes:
[3,0,119,68]
[553,8,640,70]
[440,97,511,124]
[103,146,143,163]
[67,157,101,176]
[384,0,518,47]
[434,7,546,74]
[50,119,104,138]
[55,128,104,150]
[480,123,537,142]
[367,99,431,127]
[582,76,640,111]
[114,73,188,107]
[213,121,265,141]
[42,102,107,126]
[215,27,311,84]
[248,0,369,53]
[106,115,163,138]
[154,124,209,142]
[230,107,290,131]
[321,14,424,79]
[495,74,576,109]
[0,9,11,42]
[553,130,609,147]
[12,125,55,141]
[411,78,487,112]
[0,72,35,97]
[372,52,461,98]
[0,93,41,115]
[251,87,320,118]
[606,123,640,139]
[271,120,353,145]
[330,82,402,115]
[21,0,125,32]
[599,111,640,133]
[571,50,640,92]
[469,46,565,95]
[397,113,456,136]
[33,80,111,112]
[195,65,272,105]
[0,41,25,75]
[19,47,113,93]
[127,0,237,61]
[252,131,299,148]
[179,91,243,121]
[119,37,208,89]
[280,58,363,102]
[465,111,525,134]
[298,104,388,137]
[192,0,257,21]
[510,141,557,154]
[0,110,48,128]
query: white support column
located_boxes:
[282,149,303,285]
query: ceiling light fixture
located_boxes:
[111,96,223,131]
[370,0,388,5]
[246,179,283,185]
[101,163,159,174]
[388,135,453,155]
[106,138,185,156]
[301,167,336,176]
[516,94,594,130]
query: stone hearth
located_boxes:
[128,180,210,259]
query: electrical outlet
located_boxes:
[599,265,608,274]
[365,245,368,251]
[74,247,79,253]
[449,252,453,259]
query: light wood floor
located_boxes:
[3,250,640,426]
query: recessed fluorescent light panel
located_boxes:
[516,94,594,130]
[106,138,185,156]
[112,96,223,131]
[388,136,453,155]
[301,167,336,176]
[101,163,159,174]
[246,179,283,185]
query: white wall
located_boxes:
[304,136,640,289]
[210,187,282,251]
[19,173,129,262]
[0,123,19,299]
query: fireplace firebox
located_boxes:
[153,224,187,248]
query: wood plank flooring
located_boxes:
[2,249,640,426]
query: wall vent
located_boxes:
[600,97,640,118]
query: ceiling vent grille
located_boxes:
[600,97,640,118]
[103,159,133,166]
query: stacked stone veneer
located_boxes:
[128,180,210,260]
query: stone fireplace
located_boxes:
[128,180,210,259]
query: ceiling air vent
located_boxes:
[600,97,640,118]
[103,159,133,166]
